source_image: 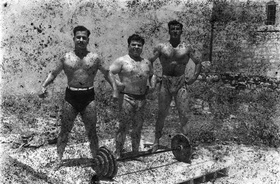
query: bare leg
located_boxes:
[152,84,172,152]
[175,87,191,136]
[131,100,146,153]
[56,101,78,169]
[115,95,134,159]
[81,100,98,159]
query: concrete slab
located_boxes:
[9,139,234,184]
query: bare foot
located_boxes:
[114,151,121,160]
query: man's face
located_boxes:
[128,40,143,58]
[169,24,182,39]
[74,31,89,49]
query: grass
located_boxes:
[1,86,280,183]
[1,85,280,148]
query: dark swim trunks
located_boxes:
[120,92,146,100]
[65,87,95,112]
[119,92,147,113]
[161,75,186,95]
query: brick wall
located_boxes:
[210,0,280,78]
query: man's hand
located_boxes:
[111,80,124,103]
[112,90,119,103]
[38,87,48,98]
[116,80,125,92]
[147,86,156,94]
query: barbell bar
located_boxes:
[117,134,192,162]
[89,133,192,179]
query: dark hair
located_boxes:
[73,26,91,37]
[168,20,183,30]
[127,34,145,45]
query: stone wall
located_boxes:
[246,32,280,77]
[211,0,280,78]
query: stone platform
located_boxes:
[9,139,234,184]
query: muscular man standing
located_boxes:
[39,26,117,168]
[149,20,202,152]
[109,34,156,159]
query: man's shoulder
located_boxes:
[116,54,129,62]
[87,52,100,59]
[142,57,151,64]
[152,43,166,53]
[62,51,71,58]
[59,52,71,62]
[181,41,192,48]
[155,42,166,48]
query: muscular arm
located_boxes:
[39,57,64,98]
[109,58,124,85]
[98,57,119,98]
[186,46,202,85]
[148,61,157,89]
[148,44,161,64]
[42,57,64,88]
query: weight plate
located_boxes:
[171,133,192,163]
[99,146,115,178]
[92,155,104,176]
[99,147,114,178]
[97,149,110,177]
[99,147,118,179]
[109,149,118,179]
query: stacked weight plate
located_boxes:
[91,146,118,179]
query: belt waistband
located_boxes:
[162,74,185,79]
[120,92,146,99]
[67,86,94,91]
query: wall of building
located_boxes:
[211,0,280,78]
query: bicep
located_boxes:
[52,57,64,76]
[188,47,200,65]
[148,62,154,76]
[109,59,122,74]
[97,58,109,74]
[149,46,161,63]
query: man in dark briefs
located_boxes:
[39,26,118,169]
[149,20,202,152]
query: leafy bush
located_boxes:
[188,79,280,147]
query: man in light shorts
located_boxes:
[109,34,156,159]
[149,20,202,152]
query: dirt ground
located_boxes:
[1,114,280,184]
[1,140,280,184]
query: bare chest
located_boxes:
[64,53,98,72]
[122,60,150,78]
[160,43,189,62]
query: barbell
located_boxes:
[88,134,192,179]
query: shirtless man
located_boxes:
[109,34,156,158]
[39,26,117,168]
[149,20,202,152]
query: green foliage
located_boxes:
[235,90,280,146]
[212,0,264,24]
[189,79,280,147]
[211,0,267,73]
[126,0,169,11]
